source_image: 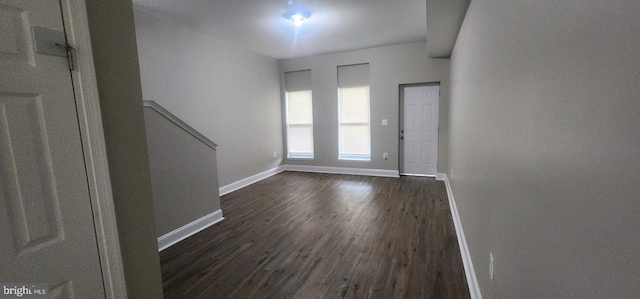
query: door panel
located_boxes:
[0,0,105,297]
[422,104,433,132]
[405,103,414,132]
[0,94,64,254]
[0,4,33,65]
[401,85,439,176]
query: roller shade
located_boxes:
[337,63,369,87]
[284,70,312,92]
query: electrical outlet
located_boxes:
[273,152,277,158]
[383,153,388,160]
[382,119,388,126]
[490,252,494,280]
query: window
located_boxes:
[337,64,370,161]
[285,70,314,158]
[339,86,370,160]
[286,90,314,158]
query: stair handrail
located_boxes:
[143,100,218,150]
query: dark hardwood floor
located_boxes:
[160,172,470,298]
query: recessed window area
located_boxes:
[284,70,314,159]
[337,64,370,161]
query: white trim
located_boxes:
[61,0,128,298]
[284,165,399,178]
[436,173,446,181]
[400,173,437,178]
[219,166,286,196]
[157,209,224,252]
[442,174,482,299]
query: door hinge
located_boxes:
[54,43,77,71]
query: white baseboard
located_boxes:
[400,173,437,178]
[157,209,224,252]
[442,174,482,299]
[284,164,399,178]
[219,166,285,196]
[436,173,446,181]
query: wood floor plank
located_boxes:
[160,172,470,298]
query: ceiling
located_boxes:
[426,0,469,57]
[132,0,428,60]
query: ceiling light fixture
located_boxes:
[287,12,310,27]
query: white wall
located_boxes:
[279,42,450,172]
[449,0,640,297]
[134,8,283,187]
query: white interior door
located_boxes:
[0,0,105,297]
[401,85,439,176]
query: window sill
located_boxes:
[338,155,371,162]
[288,154,314,159]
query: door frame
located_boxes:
[61,0,127,297]
[398,82,440,176]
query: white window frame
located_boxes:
[338,85,371,161]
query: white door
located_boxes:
[401,85,439,176]
[0,0,105,297]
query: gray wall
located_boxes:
[85,0,164,298]
[133,8,283,187]
[448,0,640,297]
[279,42,450,172]
[144,106,220,236]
